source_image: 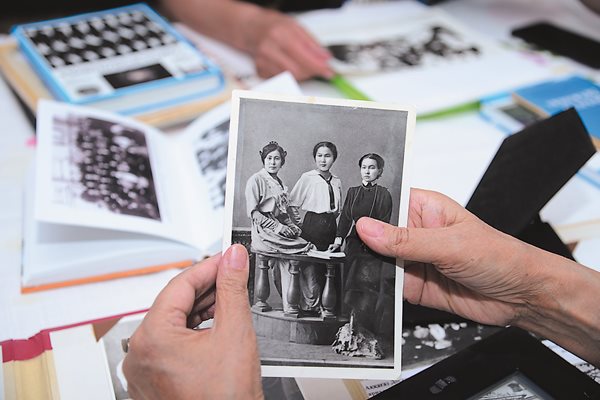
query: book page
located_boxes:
[34,100,197,247]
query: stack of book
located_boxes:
[0,3,233,128]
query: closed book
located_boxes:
[9,3,228,126]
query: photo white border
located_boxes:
[223,90,415,380]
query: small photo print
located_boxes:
[224,91,414,380]
[49,113,161,220]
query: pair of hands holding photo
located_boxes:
[124,188,600,399]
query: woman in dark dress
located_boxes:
[330,153,395,336]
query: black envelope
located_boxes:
[466,107,595,256]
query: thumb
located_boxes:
[213,244,253,333]
[357,217,450,265]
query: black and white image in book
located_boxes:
[224,91,414,380]
[194,119,229,209]
[49,113,161,220]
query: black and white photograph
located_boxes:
[194,118,230,210]
[23,8,173,70]
[328,24,481,74]
[49,113,161,220]
[224,91,414,379]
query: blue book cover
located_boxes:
[11,3,224,115]
[512,75,600,141]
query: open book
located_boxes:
[22,72,301,292]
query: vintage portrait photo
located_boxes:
[48,112,161,220]
[224,91,414,379]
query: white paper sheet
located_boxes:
[298,5,555,115]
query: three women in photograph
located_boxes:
[244,140,395,337]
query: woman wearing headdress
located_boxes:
[289,141,343,314]
[330,153,395,337]
[245,141,312,313]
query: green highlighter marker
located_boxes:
[329,74,480,120]
[330,75,371,101]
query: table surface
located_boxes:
[1,0,599,392]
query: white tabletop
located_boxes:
[1,0,599,346]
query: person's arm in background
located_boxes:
[357,188,600,368]
[123,246,263,399]
[161,0,334,80]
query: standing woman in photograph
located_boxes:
[245,141,312,312]
[330,153,394,336]
[289,141,343,314]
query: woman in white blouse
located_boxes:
[289,141,342,314]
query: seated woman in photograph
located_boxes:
[245,141,312,312]
[289,141,343,314]
[329,153,394,337]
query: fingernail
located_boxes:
[227,245,247,270]
[360,218,385,238]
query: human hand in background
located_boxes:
[248,9,334,81]
[123,245,263,399]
